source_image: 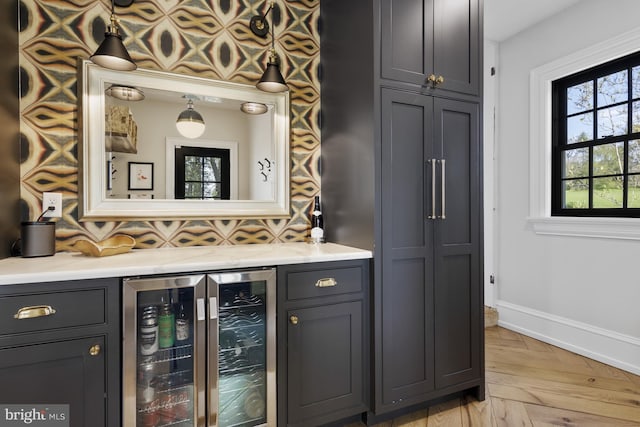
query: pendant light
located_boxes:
[90,0,137,71]
[250,1,288,93]
[105,85,145,101]
[176,98,205,139]
[241,102,268,115]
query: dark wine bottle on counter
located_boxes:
[310,196,324,243]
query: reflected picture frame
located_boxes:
[128,193,154,199]
[128,162,154,191]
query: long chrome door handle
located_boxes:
[428,159,436,219]
[440,159,446,219]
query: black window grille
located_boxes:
[552,51,640,217]
[175,146,231,200]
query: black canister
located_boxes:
[20,221,56,257]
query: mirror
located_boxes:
[78,60,290,219]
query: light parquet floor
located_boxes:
[347,326,640,426]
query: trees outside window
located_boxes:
[175,146,231,200]
[552,52,640,216]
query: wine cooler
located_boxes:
[123,269,276,427]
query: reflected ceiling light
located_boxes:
[105,84,145,101]
[250,0,288,93]
[240,102,268,115]
[90,0,137,71]
[176,98,205,139]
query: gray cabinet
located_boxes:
[277,260,369,427]
[0,337,106,421]
[379,90,482,410]
[380,0,481,96]
[321,0,483,422]
[0,278,120,427]
[379,90,436,405]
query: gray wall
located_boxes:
[0,0,20,258]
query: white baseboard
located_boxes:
[495,300,640,376]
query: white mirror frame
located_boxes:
[78,59,290,219]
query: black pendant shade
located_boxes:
[257,61,288,93]
[90,0,136,71]
[91,31,136,71]
[250,1,288,93]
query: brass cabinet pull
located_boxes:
[315,278,337,288]
[436,75,445,85]
[89,344,101,356]
[290,315,299,325]
[13,305,56,320]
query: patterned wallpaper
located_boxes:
[18,0,320,250]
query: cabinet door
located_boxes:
[286,301,364,427]
[380,0,480,96]
[379,88,435,410]
[380,0,433,86]
[0,336,106,427]
[433,0,480,95]
[433,98,482,388]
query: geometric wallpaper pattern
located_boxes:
[18,0,320,250]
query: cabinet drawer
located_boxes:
[285,265,363,301]
[0,289,106,335]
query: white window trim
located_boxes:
[528,26,640,239]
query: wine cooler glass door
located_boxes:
[208,269,276,427]
[123,275,206,427]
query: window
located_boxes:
[552,52,640,217]
[175,146,231,200]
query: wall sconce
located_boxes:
[176,98,205,139]
[90,0,136,71]
[105,85,145,101]
[250,1,288,93]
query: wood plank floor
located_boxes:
[347,326,640,426]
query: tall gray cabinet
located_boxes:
[321,0,483,421]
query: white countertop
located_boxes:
[0,242,372,285]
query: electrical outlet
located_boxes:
[42,192,63,218]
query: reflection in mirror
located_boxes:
[79,60,290,219]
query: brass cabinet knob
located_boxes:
[290,315,299,325]
[427,74,445,86]
[89,344,101,356]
